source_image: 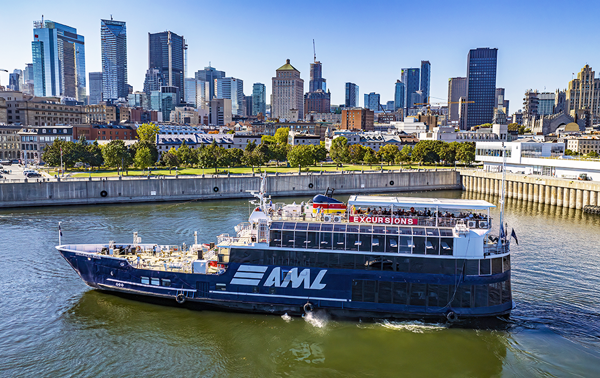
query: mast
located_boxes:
[498,142,507,247]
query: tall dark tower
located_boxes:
[465,48,498,129]
[148,31,186,102]
[101,18,128,101]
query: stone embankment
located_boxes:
[0,170,460,208]
[461,170,600,209]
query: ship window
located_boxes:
[441,239,453,255]
[270,230,282,247]
[295,223,308,230]
[282,231,294,248]
[466,260,479,275]
[409,283,427,306]
[328,253,340,268]
[321,223,333,232]
[363,280,377,302]
[413,228,426,236]
[399,236,413,253]
[346,224,359,233]
[480,259,491,275]
[319,230,332,249]
[294,231,307,249]
[410,258,425,273]
[413,237,426,254]
[270,222,283,230]
[502,280,511,303]
[283,222,295,230]
[489,282,501,306]
[379,281,393,303]
[151,278,160,285]
[277,251,290,265]
[316,252,329,268]
[161,279,171,287]
[440,229,453,237]
[334,224,346,233]
[459,285,472,308]
[427,284,444,307]
[423,259,443,274]
[339,253,355,269]
[386,236,398,253]
[386,226,398,235]
[442,259,455,275]
[360,225,373,233]
[503,255,511,272]
[492,258,503,274]
[372,237,384,253]
[475,285,488,307]
[426,228,439,236]
[333,232,345,250]
[359,233,371,252]
[425,239,438,255]
[308,223,320,231]
[307,232,318,249]
[373,226,385,234]
[399,227,412,235]
[455,259,466,276]
[364,255,381,270]
[393,282,409,305]
[346,233,359,251]
[141,277,150,285]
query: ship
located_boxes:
[57,176,514,322]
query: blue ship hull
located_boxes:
[58,247,512,321]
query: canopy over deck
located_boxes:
[347,195,496,211]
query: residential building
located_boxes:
[271,59,304,121]
[538,92,555,116]
[32,19,86,102]
[148,31,186,103]
[565,136,600,155]
[376,111,403,124]
[209,98,232,126]
[345,82,359,108]
[0,91,84,126]
[304,90,331,115]
[143,68,164,105]
[0,98,7,124]
[401,68,420,110]
[325,130,413,152]
[72,124,137,141]
[195,66,226,101]
[101,18,128,101]
[448,77,467,126]
[248,122,328,140]
[523,90,539,123]
[252,83,266,116]
[420,61,431,104]
[184,78,209,109]
[19,125,73,163]
[465,48,498,129]
[0,125,21,160]
[215,77,244,116]
[88,72,103,105]
[364,92,380,111]
[288,131,321,146]
[512,111,524,125]
[390,118,427,135]
[394,80,405,111]
[84,103,117,124]
[305,112,342,123]
[341,108,374,131]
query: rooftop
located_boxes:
[347,195,496,210]
[276,59,299,72]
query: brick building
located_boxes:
[72,124,137,141]
[340,108,374,131]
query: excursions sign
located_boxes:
[349,216,418,225]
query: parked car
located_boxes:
[0,169,8,174]
[0,160,11,166]
[578,173,592,181]
[74,162,90,168]
[23,169,36,176]
[11,159,20,164]
[25,172,42,178]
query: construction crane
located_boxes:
[313,39,316,63]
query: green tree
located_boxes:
[129,140,158,165]
[507,123,520,132]
[287,145,313,168]
[396,145,412,165]
[329,136,350,165]
[176,142,193,166]
[196,145,217,172]
[161,147,180,167]
[378,144,399,165]
[271,143,290,165]
[348,144,367,164]
[587,151,599,158]
[438,142,459,164]
[87,141,104,168]
[310,144,328,165]
[274,127,290,145]
[364,148,379,167]
[261,135,277,145]
[411,140,439,164]
[456,143,476,165]
[41,139,67,167]
[226,148,243,167]
[136,122,160,142]
[477,123,493,129]
[134,146,154,170]
[102,140,132,170]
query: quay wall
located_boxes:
[0,170,460,208]
[461,170,600,209]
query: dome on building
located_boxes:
[564,122,580,132]
[276,59,298,71]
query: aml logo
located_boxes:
[230,266,327,290]
[230,265,268,286]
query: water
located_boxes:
[1,190,600,377]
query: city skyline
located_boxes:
[1,0,599,109]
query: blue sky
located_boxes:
[1,0,599,111]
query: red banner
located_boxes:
[349,216,418,225]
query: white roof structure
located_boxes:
[347,195,496,210]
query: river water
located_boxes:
[1,190,599,377]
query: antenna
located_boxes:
[313,39,316,63]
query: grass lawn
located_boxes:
[68,164,459,178]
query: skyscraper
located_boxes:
[364,92,380,111]
[420,61,431,104]
[184,78,209,109]
[8,70,21,91]
[394,80,405,111]
[305,59,330,116]
[143,68,164,105]
[148,31,186,102]
[195,66,225,101]
[465,48,498,129]
[448,77,467,125]
[215,77,244,117]
[401,68,420,110]
[271,59,304,120]
[89,72,103,105]
[252,83,266,116]
[101,18,128,101]
[566,65,600,122]
[309,61,326,92]
[32,19,86,101]
[345,82,359,108]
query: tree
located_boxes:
[226,148,243,167]
[330,136,350,165]
[348,144,366,164]
[364,148,379,167]
[274,127,290,145]
[507,123,520,132]
[411,141,439,164]
[134,146,154,170]
[41,139,67,167]
[87,141,104,168]
[254,143,271,165]
[378,144,399,165]
[287,145,313,168]
[102,140,132,169]
[587,151,599,158]
[196,145,217,172]
[271,143,289,165]
[261,135,277,145]
[396,145,412,165]
[456,142,476,165]
[310,144,328,165]
[438,142,459,164]
[129,140,158,165]
[477,123,493,129]
[161,147,180,167]
[176,142,193,166]
[136,122,160,143]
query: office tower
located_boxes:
[394,80,405,111]
[537,92,555,116]
[252,83,266,116]
[345,82,359,108]
[448,77,467,124]
[523,90,539,119]
[215,77,244,116]
[88,72,103,105]
[364,92,380,111]
[127,91,146,108]
[148,31,186,102]
[8,70,21,91]
[22,64,35,95]
[184,78,209,109]
[304,90,331,115]
[150,86,178,120]
[465,47,498,129]
[143,68,164,106]
[309,61,326,92]
[386,101,395,111]
[566,65,600,122]
[244,96,252,117]
[101,18,128,101]
[209,98,232,125]
[32,19,86,101]
[420,61,431,104]
[194,66,225,101]
[401,68,420,110]
[271,59,304,120]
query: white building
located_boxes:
[390,117,427,135]
[419,124,508,143]
[324,130,414,151]
[288,131,321,146]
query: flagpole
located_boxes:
[498,142,507,249]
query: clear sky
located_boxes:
[1,0,599,111]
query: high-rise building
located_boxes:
[271,59,304,120]
[195,66,225,101]
[215,77,244,117]
[101,18,128,101]
[8,70,21,91]
[143,68,164,105]
[386,100,395,111]
[465,47,498,129]
[523,90,539,120]
[252,83,266,116]
[148,31,186,103]
[345,82,359,108]
[394,80,405,111]
[364,92,380,111]
[566,65,600,122]
[448,77,467,125]
[340,108,374,131]
[22,64,34,95]
[538,92,555,116]
[150,86,179,121]
[309,61,326,92]
[401,68,420,110]
[209,98,232,125]
[305,90,331,115]
[32,19,86,101]
[420,61,431,104]
[244,96,252,117]
[88,72,103,105]
[494,88,509,116]
[184,78,209,109]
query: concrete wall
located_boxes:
[0,170,461,208]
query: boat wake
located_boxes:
[281,313,293,322]
[377,320,448,333]
[303,310,329,329]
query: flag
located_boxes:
[59,223,63,237]
[511,228,518,245]
[500,223,506,240]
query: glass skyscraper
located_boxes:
[252,83,266,116]
[32,19,86,101]
[148,31,186,103]
[466,48,498,129]
[420,61,431,104]
[364,92,380,111]
[88,72,103,105]
[394,80,405,111]
[401,68,420,110]
[345,82,359,108]
[101,18,128,101]
[215,77,244,117]
[195,66,226,101]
